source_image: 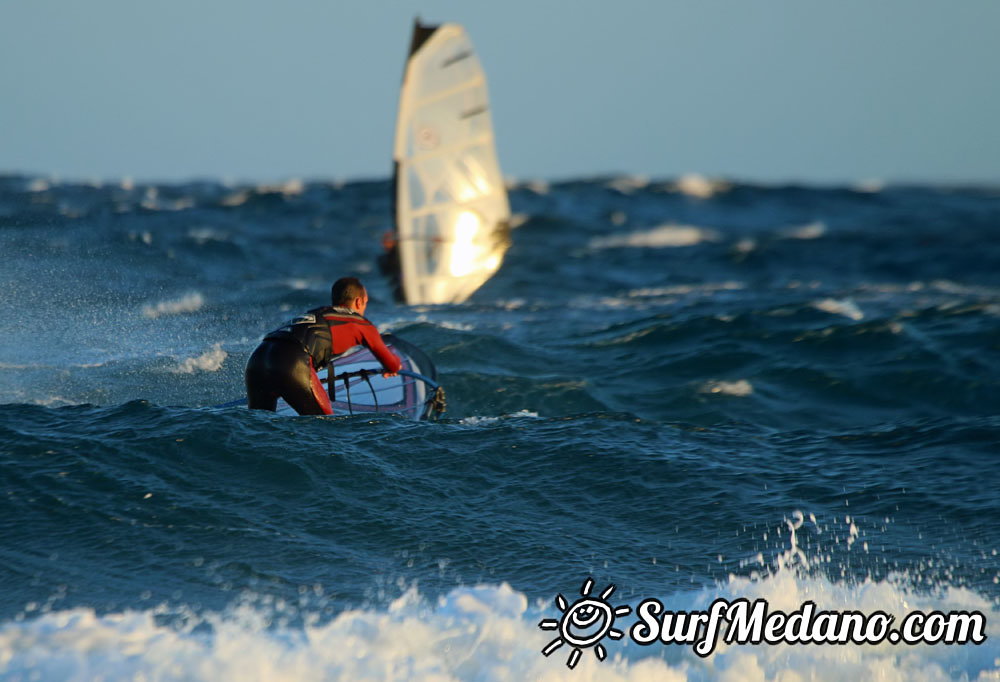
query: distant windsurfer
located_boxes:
[377,230,404,302]
[245,277,402,415]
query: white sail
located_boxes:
[392,20,511,304]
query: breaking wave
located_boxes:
[142,293,206,319]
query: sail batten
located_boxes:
[408,74,485,110]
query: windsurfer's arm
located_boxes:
[360,325,402,376]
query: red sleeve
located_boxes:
[361,324,402,373]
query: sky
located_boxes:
[2,0,999,185]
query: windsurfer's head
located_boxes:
[331,277,368,315]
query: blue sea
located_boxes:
[1,173,999,680]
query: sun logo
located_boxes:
[538,578,632,669]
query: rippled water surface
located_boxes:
[2,174,999,680]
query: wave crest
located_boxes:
[589,224,721,250]
[142,293,205,319]
[173,343,227,374]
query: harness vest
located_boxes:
[264,306,369,370]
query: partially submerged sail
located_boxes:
[389,19,511,305]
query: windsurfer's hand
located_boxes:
[383,371,398,378]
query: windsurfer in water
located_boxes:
[377,230,404,303]
[245,277,401,415]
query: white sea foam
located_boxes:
[515,179,549,195]
[173,343,227,374]
[732,237,757,255]
[3,561,996,682]
[927,279,1000,298]
[589,224,720,250]
[495,298,527,311]
[3,515,997,680]
[140,186,194,211]
[460,409,540,425]
[352,260,373,274]
[220,190,250,207]
[568,295,645,310]
[699,380,754,397]
[187,227,231,244]
[256,178,304,196]
[29,395,76,407]
[672,173,730,199]
[0,361,106,370]
[381,314,475,333]
[284,278,313,291]
[508,213,530,229]
[437,320,475,331]
[779,221,827,240]
[128,230,154,245]
[629,282,745,298]
[142,293,205,319]
[606,175,650,195]
[813,298,864,321]
[568,282,745,311]
[0,362,36,370]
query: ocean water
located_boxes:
[1,173,999,680]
